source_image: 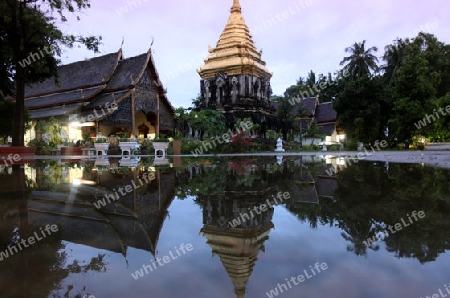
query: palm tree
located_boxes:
[306,70,316,89]
[382,38,407,86]
[340,40,379,79]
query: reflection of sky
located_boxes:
[55,199,450,298]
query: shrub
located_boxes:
[410,135,429,150]
[108,137,121,155]
[35,117,64,147]
[28,138,52,155]
[181,139,203,154]
[28,138,47,149]
[328,144,341,151]
[343,139,359,151]
[302,144,319,151]
[229,132,254,153]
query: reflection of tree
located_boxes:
[30,160,73,191]
[0,166,109,298]
[174,157,310,199]
[2,238,108,298]
[288,203,322,229]
[49,252,107,298]
[286,161,450,262]
[339,219,380,256]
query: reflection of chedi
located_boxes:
[197,0,276,129]
[199,190,275,298]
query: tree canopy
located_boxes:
[339,40,379,79]
[0,0,101,146]
[276,33,450,146]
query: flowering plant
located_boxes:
[230,132,254,153]
[230,159,254,175]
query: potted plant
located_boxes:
[61,140,81,155]
[119,133,138,155]
[139,139,152,155]
[152,135,170,158]
[82,131,94,148]
[108,137,121,155]
[94,137,109,156]
[27,138,47,155]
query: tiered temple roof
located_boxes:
[24,48,174,131]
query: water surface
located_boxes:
[0,156,449,298]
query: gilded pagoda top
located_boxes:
[198,0,272,80]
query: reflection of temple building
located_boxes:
[284,157,338,207]
[177,157,339,298]
[198,191,275,298]
[27,166,175,258]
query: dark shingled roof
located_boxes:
[318,123,336,135]
[315,102,336,123]
[25,86,102,108]
[24,48,174,121]
[278,97,317,117]
[289,184,319,204]
[25,51,121,97]
[77,90,131,122]
[84,90,130,110]
[299,118,312,129]
[271,96,341,137]
[316,177,337,198]
[295,97,317,116]
[28,103,83,119]
[105,53,149,90]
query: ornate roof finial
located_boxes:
[231,0,241,13]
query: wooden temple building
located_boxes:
[273,96,345,145]
[23,47,175,142]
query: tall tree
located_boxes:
[284,70,319,102]
[382,38,407,86]
[0,0,101,146]
[305,70,316,89]
[334,76,390,143]
[316,72,342,102]
[340,40,379,79]
[388,33,447,144]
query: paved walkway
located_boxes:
[17,150,450,169]
[358,151,450,169]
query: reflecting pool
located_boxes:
[0,156,449,298]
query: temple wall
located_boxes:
[200,73,273,112]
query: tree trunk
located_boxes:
[12,76,25,146]
[11,1,25,147]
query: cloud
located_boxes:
[58,0,450,108]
